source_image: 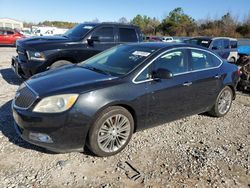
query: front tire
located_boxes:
[50,60,73,69]
[208,86,233,117]
[88,106,134,157]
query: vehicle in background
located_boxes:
[162,36,173,42]
[20,28,34,38]
[11,22,143,79]
[185,37,238,63]
[236,46,250,91]
[12,43,240,156]
[0,27,25,46]
[145,36,163,42]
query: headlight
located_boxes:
[27,51,46,61]
[33,94,78,113]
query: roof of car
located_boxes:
[79,22,139,28]
[125,42,203,51]
[189,36,237,41]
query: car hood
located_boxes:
[26,65,117,97]
[17,36,74,50]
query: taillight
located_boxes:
[237,68,242,76]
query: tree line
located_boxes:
[24,7,250,38]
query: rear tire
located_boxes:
[229,57,236,63]
[50,60,73,69]
[87,106,134,157]
[208,86,233,117]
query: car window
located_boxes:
[81,45,155,76]
[230,40,237,49]
[135,67,151,81]
[7,31,14,35]
[151,49,188,75]
[191,49,221,71]
[223,39,230,49]
[212,39,223,49]
[119,28,137,42]
[92,27,114,42]
[0,30,4,35]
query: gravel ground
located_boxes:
[0,47,249,188]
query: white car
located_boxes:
[162,37,173,42]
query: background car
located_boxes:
[186,37,238,63]
[0,27,25,46]
[11,22,143,79]
[12,43,240,157]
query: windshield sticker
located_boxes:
[83,26,93,29]
[132,51,151,57]
[201,41,209,44]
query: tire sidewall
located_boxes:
[214,86,233,117]
[50,60,72,69]
[88,106,134,157]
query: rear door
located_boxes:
[187,48,223,112]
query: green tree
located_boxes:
[160,7,196,36]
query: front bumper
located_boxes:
[12,102,91,153]
[11,56,46,79]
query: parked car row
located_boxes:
[10,22,241,156]
[0,27,25,46]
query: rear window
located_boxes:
[119,28,138,42]
[230,40,238,49]
[186,38,211,48]
[7,31,14,35]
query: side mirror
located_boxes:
[152,68,173,80]
[87,36,100,46]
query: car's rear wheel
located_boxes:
[50,60,73,69]
[229,57,236,63]
[208,86,233,117]
[88,106,134,157]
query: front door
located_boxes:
[144,49,197,128]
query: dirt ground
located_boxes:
[0,47,249,188]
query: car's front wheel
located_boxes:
[208,86,233,117]
[88,106,134,157]
[50,60,73,69]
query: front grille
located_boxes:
[14,86,37,109]
[16,45,28,62]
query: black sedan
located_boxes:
[12,43,240,156]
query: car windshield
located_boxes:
[79,45,156,76]
[63,24,96,39]
[186,38,212,48]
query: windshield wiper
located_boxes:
[81,65,111,76]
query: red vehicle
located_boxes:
[0,28,25,46]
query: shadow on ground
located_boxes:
[0,68,23,85]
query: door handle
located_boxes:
[183,82,192,86]
[214,75,221,79]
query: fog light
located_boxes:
[29,132,53,143]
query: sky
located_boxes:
[0,0,250,23]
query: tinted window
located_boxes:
[152,49,188,74]
[7,31,14,35]
[191,49,221,71]
[223,39,230,49]
[212,39,223,49]
[92,27,114,42]
[80,45,155,76]
[0,30,4,35]
[230,40,237,49]
[186,38,211,48]
[119,28,137,42]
